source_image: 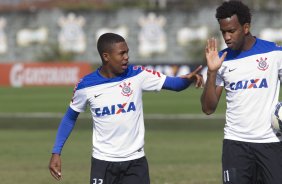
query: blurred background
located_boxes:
[1,0,282,87]
[0,0,281,64]
[1,1,282,184]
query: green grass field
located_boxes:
[0,86,227,184]
[0,86,227,114]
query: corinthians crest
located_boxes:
[256,57,269,71]
[119,82,133,97]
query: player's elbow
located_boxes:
[201,103,217,115]
[202,107,215,115]
[201,97,218,115]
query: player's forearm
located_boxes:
[201,71,219,115]
[52,107,79,154]
[162,76,192,91]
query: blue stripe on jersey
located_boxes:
[219,38,282,61]
[76,65,143,90]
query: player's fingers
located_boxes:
[205,46,209,54]
[191,65,203,74]
[206,38,217,52]
[49,167,62,180]
[220,51,227,62]
[214,38,218,51]
[205,40,210,53]
[211,37,217,51]
[194,74,203,88]
[200,76,204,88]
[201,76,205,88]
[52,171,62,180]
[49,169,59,180]
[207,38,213,51]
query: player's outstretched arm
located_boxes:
[162,65,204,91]
[49,153,62,180]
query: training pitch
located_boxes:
[1,86,228,184]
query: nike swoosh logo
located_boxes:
[229,68,236,72]
[94,94,102,98]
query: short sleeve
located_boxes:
[70,88,88,112]
[278,51,282,81]
[216,72,224,87]
[141,69,166,91]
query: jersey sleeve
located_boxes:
[277,50,282,81]
[162,76,192,91]
[69,85,88,112]
[141,69,166,91]
[279,70,282,81]
[216,51,226,86]
[216,72,224,86]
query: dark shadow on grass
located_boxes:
[0,116,225,131]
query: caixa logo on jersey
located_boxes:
[94,102,136,117]
[229,78,268,91]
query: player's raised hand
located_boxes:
[49,154,62,181]
[205,38,227,72]
[180,65,204,88]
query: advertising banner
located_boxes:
[0,62,92,87]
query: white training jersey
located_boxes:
[70,65,166,161]
[217,38,282,143]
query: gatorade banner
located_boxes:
[0,62,92,87]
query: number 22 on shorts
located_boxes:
[93,178,103,184]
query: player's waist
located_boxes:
[92,149,145,162]
[224,134,281,143]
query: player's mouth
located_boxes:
[226,42,234,48]
[121,62,128,70]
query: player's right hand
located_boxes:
[180,65,204,88]
[205,38,227,72]
[49,153,62,181]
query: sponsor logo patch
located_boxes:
[256,57,269,71]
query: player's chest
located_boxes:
[87,80,141,107]
[220,56,276,90]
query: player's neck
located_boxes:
[241,34,256,51]
[99,66,118,78]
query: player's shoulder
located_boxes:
[127,64,144,75]
[127,64,154,76]
[74,65,145,91]
[219,38,282,62]
[130,64,153,72]
[75,70,101,91]
[130,64,164,78]
[256,38,282,51]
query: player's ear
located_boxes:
[243,23,250,35]
[102,52,110,63]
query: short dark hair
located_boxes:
[216,0,251,25]
[97,33,125,59]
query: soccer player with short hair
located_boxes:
[49,32,203,184]
[201,1,282,184]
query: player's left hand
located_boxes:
[180,65,204,88]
